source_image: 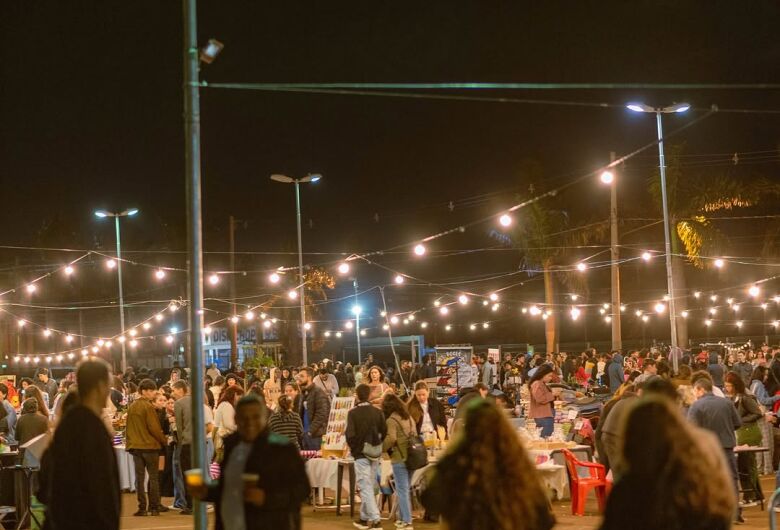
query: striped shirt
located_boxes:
[268,410,303,450]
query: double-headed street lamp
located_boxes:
[627,102,690,370]
[95,208,139,373]
[270,173,322,366]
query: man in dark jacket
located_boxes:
[346,384,387,529]
[191,394,310,530]
[296,367,330,450]
[49,357,120,530]
[35,368,58,406]
[607,352,625,394]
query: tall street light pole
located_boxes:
[627,101,691,372]
[600,152,621,351]
[95,208,138,373]
[271,173,322,366]
[352,279,362,365]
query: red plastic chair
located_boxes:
[561,448,610,516]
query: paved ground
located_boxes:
[119,475,778,529]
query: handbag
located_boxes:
[398,418,428,471]
[362,441,383,461]
[736,422,762,446]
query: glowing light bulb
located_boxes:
[105,341,112,349]
[43,329,51,338]
[408,314,415,321]
[335,332,342,338]
[166,335,174,344]
[129,339,138,348]
[92,346,100,353]
[498,214,512,227]
[203,326,212,335]
[360,329,367,336]
[97,339,105,347]
[733,304,740,312]
[663,294,670,301]
[68,353,75,360]
[414,244,426,256]
[263,320,272,329]
[469,324,476,331]
[440,306,449,316]
[394,275,405,284]
[482,300,489,306]
[570,307,581,320]
[106,259,117,269]
[492,304,500,312]
[245,310,255,321]
[599,308,606,315]
[325,331,332,337]
[654,303,666,314]
[81,349,88,356]
[26,284,36,294]
[402,319,409,325]
[208,274,220,285]
[681,311,689,318]
[602,303,610,310]
[576,262,587,272]
[483,322,490,329]
[620,305,626,312]
[642,315,649,322]
[571,294,579,301]
[714,258,725,268]
[230,316,239,324]
[269,273,281,284]
[542,313,549,320]
[709,307,717,315]
[736,320,743,328]
[155,314,164,321]
[641,251,652,261]
[445,324,452,331]
[382,325,389,331]
[128,329,137,337]
[693,291,701,299]
[773,321,780,328]
[288,290,298,300]
[303,322,312,330]
[710,295,718,302]
[530,306,542,316]
[420,322,428,329]
[169,303,179,312]
[635,310,642,317]
[390,316,399,324]
[605,316,612,323]
[155,269,166,280]
[458,294,469,305]
[65,334,74,343]
[338,262,350,275]
[433,300,441,307]
[489,293,499,302]
[143,322,152,330]
[17,319,25,328]
[345,321,354,330]
[64,266,75,276]
[748,285,760,297]
[380,310,387,317]
[600,171,614,184]
[761,303,768,310]
[117,336,126,343]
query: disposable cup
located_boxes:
[184,469,204,487]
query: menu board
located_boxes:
[322,396,355,454]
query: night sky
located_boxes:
[1,1,779,360]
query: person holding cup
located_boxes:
[188,394,310,530]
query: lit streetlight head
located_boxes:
[94,210,110,218]
[667,102,691,113]
[600,171,614,184]
[337,262,350,275]
[124,208,139,217]
[352,305,362,316]
[626,103,654,113]
[301,173,322,183]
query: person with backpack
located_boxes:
[382,394,417,530]
[346,384,387,530]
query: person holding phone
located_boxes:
[188,394,309,530]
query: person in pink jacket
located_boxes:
[527,364,559,437]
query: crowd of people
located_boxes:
[6,341,780,529]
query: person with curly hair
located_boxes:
[600,397,736,530]
[421,399,554,530]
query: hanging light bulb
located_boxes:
[420,322,428,329]
[202,326,212,335]
[17,319,25,328]
[492,304,500,312]
[208,273,220,285]
[338,262,350,275]
[345,321,354,330]
[165,335,174,344]
[117,336,126,343]
[709,307,717,315]
[65,334,74,343]
[542,313,549,320]
[413,244,426,256]
[288,290,298,300]
[576,262,587,272]
[390,316,399,324]
[269,272,281,284]
[469,324,476,331]
[129,339,138,348]
[736,320,743,328]
[714,258,725,269]
[445,324,452,331]
[26,284,36,294]
[325,331,332,337]
[128,329,137,337]
[81,349,89,356]
[394,275,405,284]
[498,214,513,227]
[482,322,489,329]
[230,316,239,324]
[654,303,666,314]
[143,322,152,330]
[263,320,272,329]
[303,322,312,330]
[641,251,652,261]
[155,269,166,280]
[529,306,542,316]
[458,294,469,305]
[408,314,415,321]
[245,310,255,321]
[433,300,441,307]
[600,170,614,184]
[97,339,105,347]
[360,329,367,336]
[693,291,701,299]
[748,285,760,297]
[42,329,51,338]
[642,315,649,322]
[403,319,409,325]
[335,332,342,338]
[64,266,75,276]
[67,353,75,360]
[570,294,579,301]
[382,324,389,331]
[155,314,164,322]
[620,305,626,312]
[681,310,689,318]
[440,306,449,316]
[489,293,499,302]
[106,259,117,269]
[705,319,712,327]
[570,307,581,320]
[169,302,179,312]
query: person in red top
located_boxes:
[527,364,559,437]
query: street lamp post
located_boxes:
[627,102,690,372]
[352,279,362,365]
[270,173,322,366]
[95,208,139,373]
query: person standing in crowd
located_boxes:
[725,372,765,507]
[210,375,226,404]
[527,365,558,438]
[607,351,625,394]
[633,358,657,384]
[49,357,120,530]
[594,383,635,472]
[382,394,415,530]
[707,351,726,390]
[126,379,168,516]
[313,367,339,401]
[269,395,303,450]
[366,366,392,408]
[688,377,743,524]
[407,381,447,438]
[734,351,754,387]
[15,398,49,444]
[481,354,497,390]
[0,384,17,441]
[188,394,310,530]
[296,368,330,450]
[215,386,244,453]
[600,398,735,530]
[24,385,51,418]
[173,380,194,515]
[422,399,554,530]
[334,363,349,391]
[206,363,221,382]
[35,368,58,406]
[263,368,282,411]
[393,360,414,392]
[346,384,387,530]
[749,366,780,407]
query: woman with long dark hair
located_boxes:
[725,371,764,506]
[600,398,735,530]
[381,394,415,529]
[406,381,447,437]
[422,400,554,530]
[527,364,557,438]
[366,366,390,409]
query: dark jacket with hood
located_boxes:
[607,354,625,393]
[707,352,725,387]
[207,430,310,530]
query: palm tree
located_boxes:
[648,145,780,346]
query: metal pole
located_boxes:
[183,0,206,527]
[295,180,308,365]
[656,111,679,370]
[114,216,127,373]
[608,151,622,351]
[229,216,238,368]
[354,278,362,365]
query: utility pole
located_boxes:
[229,216,238,368]
[609,151,622,351]
[182,1,207,528]
[354,278,362,365]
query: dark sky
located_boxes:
[1,1,779,354]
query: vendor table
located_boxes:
[734,446,769,511]
[114,445,136,492]
[535,463,568,500]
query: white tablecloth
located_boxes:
[536,463,568,500]
[114,446,136,491]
